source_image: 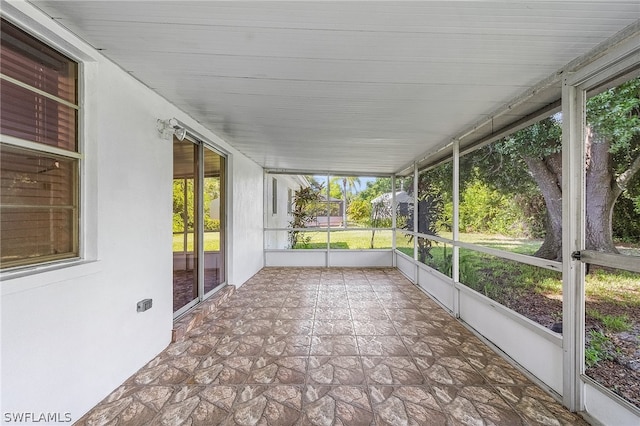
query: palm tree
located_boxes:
[331,176,361,227]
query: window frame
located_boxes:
[0,17,82,271]
[272,177,278,215]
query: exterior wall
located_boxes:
[229,154,264,287]
[264,250,393,267]
[0,2,263,421]
[264,174,305,249]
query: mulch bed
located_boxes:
[489,285,640,408]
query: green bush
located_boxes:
[204,218,220,231]
[173,213,184,232]
[459,180,537,238]
[348,198,371,224]
[585,330,614,367]
[613,195,640,242]
[587,309,632,332]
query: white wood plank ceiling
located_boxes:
[32,1,640,174]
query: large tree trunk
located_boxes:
[524,130,627,260]
[524,153,563,260]
[585,133,620,253]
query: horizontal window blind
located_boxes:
[0,19,77,103]
[0,18,79,269]
[1,79,77,151]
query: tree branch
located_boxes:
[524,155,562,201]
[614,150,640,199]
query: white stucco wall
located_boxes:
[265,174,302,229]
[0,2,264,421]
[229,154,265,287]
[264,174,306,249]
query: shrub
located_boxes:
[289,184,323,248]
[459,179,545,238]
[585,330,614,367]
[204,218,220,231]
[587,309,632,332]
[173,213,184,232]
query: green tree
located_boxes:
[357,177,393,202]
[404,163,453,233]
[467,77,640,260]
[401,185,444,263]
[328,180,342,200]
[173,178,221,233]
[173,179,194,232]
[584,78,640,255]
[203,177,221,231]
[349,177,400,225]
[330,176,361,226]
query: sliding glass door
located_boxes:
[203,146,225,294]
[173,136,226,317]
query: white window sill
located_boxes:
[1,259,101,296]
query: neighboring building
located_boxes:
[370,191,413,218]
[264,174,309,249]
[306,196,344,228]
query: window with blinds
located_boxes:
[1,19,80,269]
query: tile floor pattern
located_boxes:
[76,268,589,426]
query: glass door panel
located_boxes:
[203,147,225,294]
[173,138,199,313]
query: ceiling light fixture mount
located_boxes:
[157,118,187,141]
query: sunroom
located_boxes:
[1,1,639,424]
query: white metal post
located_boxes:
[263,171,268,253]
[196,142,205,300]
[183,177,189,256]
[391,174,397,267]
[413,163,419,251]
[452,140,460,317]
[561,79,586,412]
[413,163,419,282]
[326,173,331,267]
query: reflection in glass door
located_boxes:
[173,138,198,313]
[173,136,226,316]
[203,146,225,294]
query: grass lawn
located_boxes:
[298,230,638,306]
[178,228,639,314]
[173,231,220,252]
[376,231,639,315]
[293,229,393,249]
